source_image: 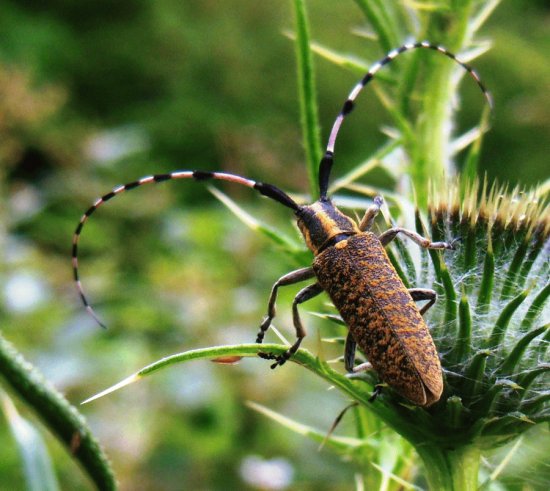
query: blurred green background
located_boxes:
[0,1,548,490]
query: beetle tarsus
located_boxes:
[369,385,384,403]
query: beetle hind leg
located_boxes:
[256,267,315,345]
[368,385,385,403]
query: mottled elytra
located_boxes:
[73,41,491,407]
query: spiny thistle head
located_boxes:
[367,178,550,448]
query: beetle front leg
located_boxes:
[267,283,324,368]
[409,288,437,315]
[378,227,458,250]
[358,196,383,231]
[256,267,315,345]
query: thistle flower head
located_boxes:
[275,178,550,458]
[418,178,549,447]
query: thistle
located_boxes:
[245,177,549,490]
[367,178,549,488]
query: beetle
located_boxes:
[73,41,491,407]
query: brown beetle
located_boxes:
[73,42,491,406]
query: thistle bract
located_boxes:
[422,180,549,446]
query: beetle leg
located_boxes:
[344,331,357,372]
[409,288,437,315]
[350,361,373,374]
[358,196,383,231]
[378,227,457,250]
[268,283,324,368]
[369,384,385,403]
[344,332,373,373]
[256,267,315,345]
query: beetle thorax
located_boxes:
[296,200,360,255]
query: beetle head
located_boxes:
[296,200,359,255]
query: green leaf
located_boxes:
[385,246,411,288]
[500,237,531,300]
[438,257,458,326]
[352,0,399,52]
[390,236,417,285]
[476,230,494,316]
[370,461,421,491]
[497,324,549,376]
[1,392,60,491]
[415,209,431,286]
[520,392,550,414]
[208,186,309,265]
[0,334,116,490]
[450,289,472,365]
[304,40,370,75]
[81,341,441,446]
[470,0,502,33]
[477,433,523,490]
[518,231,548,290]
[462,349,491,403]
[487,289,530,349]
[481,412,535,437]
[472,379,521,417]
[310,312,346,327]
[246,400,369,453]
[445,395,466,429]
[515,364,550,399]
[520,283,550,332]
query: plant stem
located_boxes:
[413,57,454,195]
[416,444,481,491]
[412,3,475,208]
[292,0,322,199]
[0,334,116,490]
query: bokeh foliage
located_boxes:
[0,1,548,489]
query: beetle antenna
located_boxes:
[73,170,298,328]
[318,41,493,200]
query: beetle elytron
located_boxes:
[73,41,491,407]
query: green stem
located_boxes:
[292,0,322,199]
[413,57,454,192]
[0,333,116,490]
[416,444,481,491]
[412,4,475,208]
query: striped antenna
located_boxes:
[318,41,493,200]
[73,170,299,328]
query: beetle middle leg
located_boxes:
[378,227,458,250]
[344,332,371,373]
[409,287,437,315]
[345,332,383,402]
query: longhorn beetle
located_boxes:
[73,41,492,407]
